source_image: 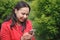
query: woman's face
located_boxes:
[15,7,29,22]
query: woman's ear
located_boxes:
[15,9,18,14]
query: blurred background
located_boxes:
[0,0,60,40]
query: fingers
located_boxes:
[23,32,32,39]
[21,32,33,40]
[29,29,35,36]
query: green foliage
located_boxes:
[0,0,60,40]
[29,0,60,40]
[0,0,20,23]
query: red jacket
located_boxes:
[0,30,1,40]
[1,20,35,40]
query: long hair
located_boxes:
[3,1,31,32]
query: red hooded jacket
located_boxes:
[0,19,35,40]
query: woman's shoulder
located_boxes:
[2,20,12,26]
[26,19,32,25]
[27,19,32,23]
[1,20,12,29]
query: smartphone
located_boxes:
[29,29,35,35]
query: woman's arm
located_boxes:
[1,22,11,40]
[21,20,35,40]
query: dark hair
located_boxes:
[3,1,31,32]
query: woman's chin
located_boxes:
[19,20,25,22]
[19,19,27,22]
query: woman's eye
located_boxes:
[26,14,29,16]
[22,13,25,15]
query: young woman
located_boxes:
[1,1,35,40]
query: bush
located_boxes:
[0,0,20,24]
[29,0,60,40]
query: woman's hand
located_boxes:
[21,32,33,40]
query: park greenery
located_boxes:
[0,0,60,40]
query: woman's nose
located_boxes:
[24,15,27,18]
